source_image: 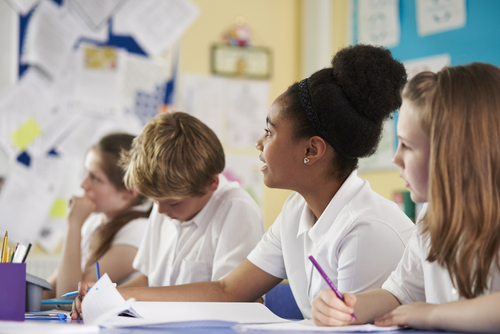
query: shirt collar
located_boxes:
[175,174,229,228]
[297,170,365,244]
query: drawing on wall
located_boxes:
[358,0,400,47]
[416,0,466,36]
[403,53,451,79]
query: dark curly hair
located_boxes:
[283,44,407,178]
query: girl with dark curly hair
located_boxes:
[72,44,413,321]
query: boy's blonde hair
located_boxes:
[121,112,225,199]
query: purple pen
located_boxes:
[308,255,358,320]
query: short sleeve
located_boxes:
[382,230,426,304]
[210,197,265,280]
[247,212,287,279]
[132,207,158,276]
[112,217,149,248]
[336,220,409,294]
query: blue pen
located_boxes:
[41,300,74,304]
[95,262,100,280]
[309,255,358,320]
[61,262,101,297]
[25,312,67,320]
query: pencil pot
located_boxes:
[0,263,26,321]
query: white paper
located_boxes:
[0,162,58,244]
[403,53,451,79]
[0,67,57,158]
[70,44,125,116]
[416,0,466,36]
[358,0,400,47]
[22,0,82,78]
[5,0,39,15]
[113,0,199,56]
[121,52,169,124]
[63,1,109,43]
[183,74,228,142]
[358,118,395,172]
[224,153,264,207]
[226,79,269,148]
[66,0,125,31]
[81,275,288,328]
[236,319,401,332]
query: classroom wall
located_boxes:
[179,0,401,229]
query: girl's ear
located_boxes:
[122,187,139,201]
[304,136,327,164]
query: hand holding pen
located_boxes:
[309,255,358,325]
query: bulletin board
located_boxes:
[0,0,198,252]
[354,0,500,171]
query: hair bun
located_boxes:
[331,44,407,122]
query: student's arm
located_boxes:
[42,269,58,299]
[118,274,148,288]
[71,259,282,319]
[311,288,400,326]
[81,244,139,283]
[56,196,95,298]
[374,292,500,333]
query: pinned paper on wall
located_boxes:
[416,0,466,36]
[224,153,264,207]
[403,53,451,79]
[66,0,125,31]
[358,0,400,47]
[5,0,40,15]
[22,0,82,79]
[112,0,199,56]
[48,197,68,219]
[358,118,396,171]
[10,117,43,152]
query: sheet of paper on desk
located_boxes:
[0,320,99,334]
[81,274,289,328]
[235,319,401,332]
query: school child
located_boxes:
[44,133,152,299]
[311,63,500,333]
[72,44,413,319]
[112,111,264,289]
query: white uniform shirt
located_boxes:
[382,226,500,304]
[80,202,151,274]
[247,171,415,319]
[133,175,264,287]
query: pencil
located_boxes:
[1,231,8,263]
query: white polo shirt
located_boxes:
[247,171,415,319]
[382,226,500,304]
[133,175,264,286]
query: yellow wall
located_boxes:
[182,0,301,229]
[181,0,404,229]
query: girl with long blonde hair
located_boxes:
[311,62,500,333]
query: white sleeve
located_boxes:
[337,220,408,294]
[112,217,149,248]
[382,231,426,304]
[210,198,265,281]
[132,207,157,276]
[247,212,287,279]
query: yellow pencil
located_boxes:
[1,231,7,263]
[7,248,11,263]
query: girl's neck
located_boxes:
[298,174,347,222]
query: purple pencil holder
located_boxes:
[0,263,26,321]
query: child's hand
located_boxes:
[70,280,95,320]
[374,302,437,330]
[67,196,96,228]
[311,289,357,326]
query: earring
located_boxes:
[304,157,310,164]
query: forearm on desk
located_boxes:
[56,224,83,297]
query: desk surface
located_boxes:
[15,318,473,334]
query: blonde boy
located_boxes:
[120,112,264,288]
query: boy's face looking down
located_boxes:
[152,175,219,222]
